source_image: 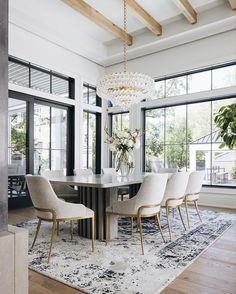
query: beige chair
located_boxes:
[26,175,94,263]
[184,171,205,228]
[161,172,190,241]
[41,170,78,202]
[73,168,93,176]
[102,168,129,201]
[106,174,168,255]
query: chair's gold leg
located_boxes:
[166,207,172,241]
[185,200,190,228]
[31,218,42,249]
[178,206,186,231]
[156,213,165,243]
[138,216,144,255]
[91,217,95,252]
[48,220,56,263]
[70,220,73,240]
[106,214,109,245]
[57,221,60,236]
[194,200,202,222]
[131,217,133,236]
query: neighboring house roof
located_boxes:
[191,130,220,144]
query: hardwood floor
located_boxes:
[8,206,236,294]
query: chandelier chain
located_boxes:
[123,0,127,73]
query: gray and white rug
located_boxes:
[18,209,235,294]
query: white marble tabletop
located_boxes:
[50,173,148,188]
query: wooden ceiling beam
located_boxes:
[62,0,133,45]
[172,0,197,24]
[228,0,236,10]
[126,0,162,35]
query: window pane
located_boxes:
[8,61,29,87]
[187,102,211,142]
[212,145,236,187]
[165,144,186,170]
[188,145,211,185]
[112,113,129,132]
[34,149,50,174]
[8,99,27,175]
[212,98,236,143]
[166,105,186,144]
[83,86,88,104]
[52,76,69,98]
[83,112,88,168]
[166,76,187,97]
[51,108,67,150]
[88,87,96,105]
[34,104,50,174]
[153,80,165,99]
[212,65,236,89]
[88,113,96,170]
[188,71,211,93]
[31,68,50,93]
[51,150,66,170]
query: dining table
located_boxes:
[50,173,147,240]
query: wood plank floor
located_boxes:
[8,206,236,294]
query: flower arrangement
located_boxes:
[105,128,141,176]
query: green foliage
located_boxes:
[230,165,236,179]
[10,113,26,157]
[214,103,236,149]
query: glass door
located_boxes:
[8,98,28,206]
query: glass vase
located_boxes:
[115,149,135,177]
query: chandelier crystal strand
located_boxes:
[97,0,155,109]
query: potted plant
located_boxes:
[214,103,236,149]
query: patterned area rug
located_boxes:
[18,209,235,294]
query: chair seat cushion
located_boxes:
[186,193,199,201]
[161,197,183,207]
[37,201,94,220]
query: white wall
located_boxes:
[106,30,236,79]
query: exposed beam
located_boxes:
[172,0,197,24]
[62,0,133,45]
[126,0,162,35]
[228,0,236,10]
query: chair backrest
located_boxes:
[164,172,190,199]
[136,174,168,207]
[158,168,178,173]
[41,170,64,178]
[185,171,205,195]
[73,169,93,176]
[8,164,19,174]
[102,168,117,176]
[25,175,59,210]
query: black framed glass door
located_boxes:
[8,91,74,209]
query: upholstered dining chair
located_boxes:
[106,174,168,255]
[41,170,79,202]
[25,175,95,263]
[73,168,93,176]
[161,172,190,241]
[102,168,129,201]
[184,171,205,228]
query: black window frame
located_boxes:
[83,83,102,107]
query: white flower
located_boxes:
[109,143,116,151]
[134,138,140,149]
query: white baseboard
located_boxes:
[198,187,236,209]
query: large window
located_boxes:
[144,97,236,187]
[152,63,236,100]
[9,56,74,99]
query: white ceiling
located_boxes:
[9,0,236,65]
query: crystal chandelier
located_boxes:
[97,0,155,109]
